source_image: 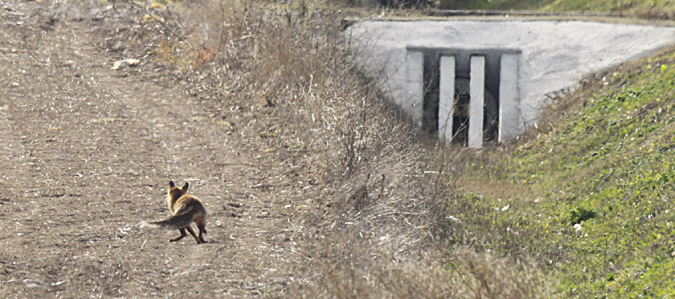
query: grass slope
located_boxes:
[450,47,674,297]
[439,0,675,18]
[542,0,675,18]
[439,0,552,10]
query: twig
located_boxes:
[123,0,195,52]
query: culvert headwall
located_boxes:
[348,19,675,147]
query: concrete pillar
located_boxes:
[468,55,485,148]
[438,56,455,141]
[499,53,520,142]
[404,51,425,127]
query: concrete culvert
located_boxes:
[348,19,675,147]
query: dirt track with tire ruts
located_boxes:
[0,2,313,297]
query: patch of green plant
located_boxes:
[438,0,553,10]
[437,0,675,19]
[567,206,596,225]
[448,48,675,297]
[541,0,675,18]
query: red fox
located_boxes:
[141,181,208,244]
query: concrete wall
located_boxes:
[468,55,485,148]
[438,56,455,141]
[499,53,520,142]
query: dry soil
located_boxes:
[0,1,313,297]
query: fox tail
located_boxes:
[140,206,195,230]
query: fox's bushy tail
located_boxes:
[140,206,195,230]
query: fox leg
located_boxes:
[195,218,207,243]
[170,228,187,242]
[197,225,207,244]
[185,226,202,244]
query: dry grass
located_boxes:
[136,0,548,296]
[298,241,547,298]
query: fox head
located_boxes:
[167,181,188,202]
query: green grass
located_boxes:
[448,49,675,297]
[438,0,675,18]
[541,0,675,18]
[438,0,552,10]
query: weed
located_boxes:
[568,206,597,225]
[451,46,675,296]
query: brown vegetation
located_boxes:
[0,0,547,297]
[164,0,547,296]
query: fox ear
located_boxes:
[169,181,175,188]
[182,182,189,191]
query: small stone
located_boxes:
[111,58,141,70]
[574,223,582,232]
[446,215,461,224]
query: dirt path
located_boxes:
[0,2,307,297]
